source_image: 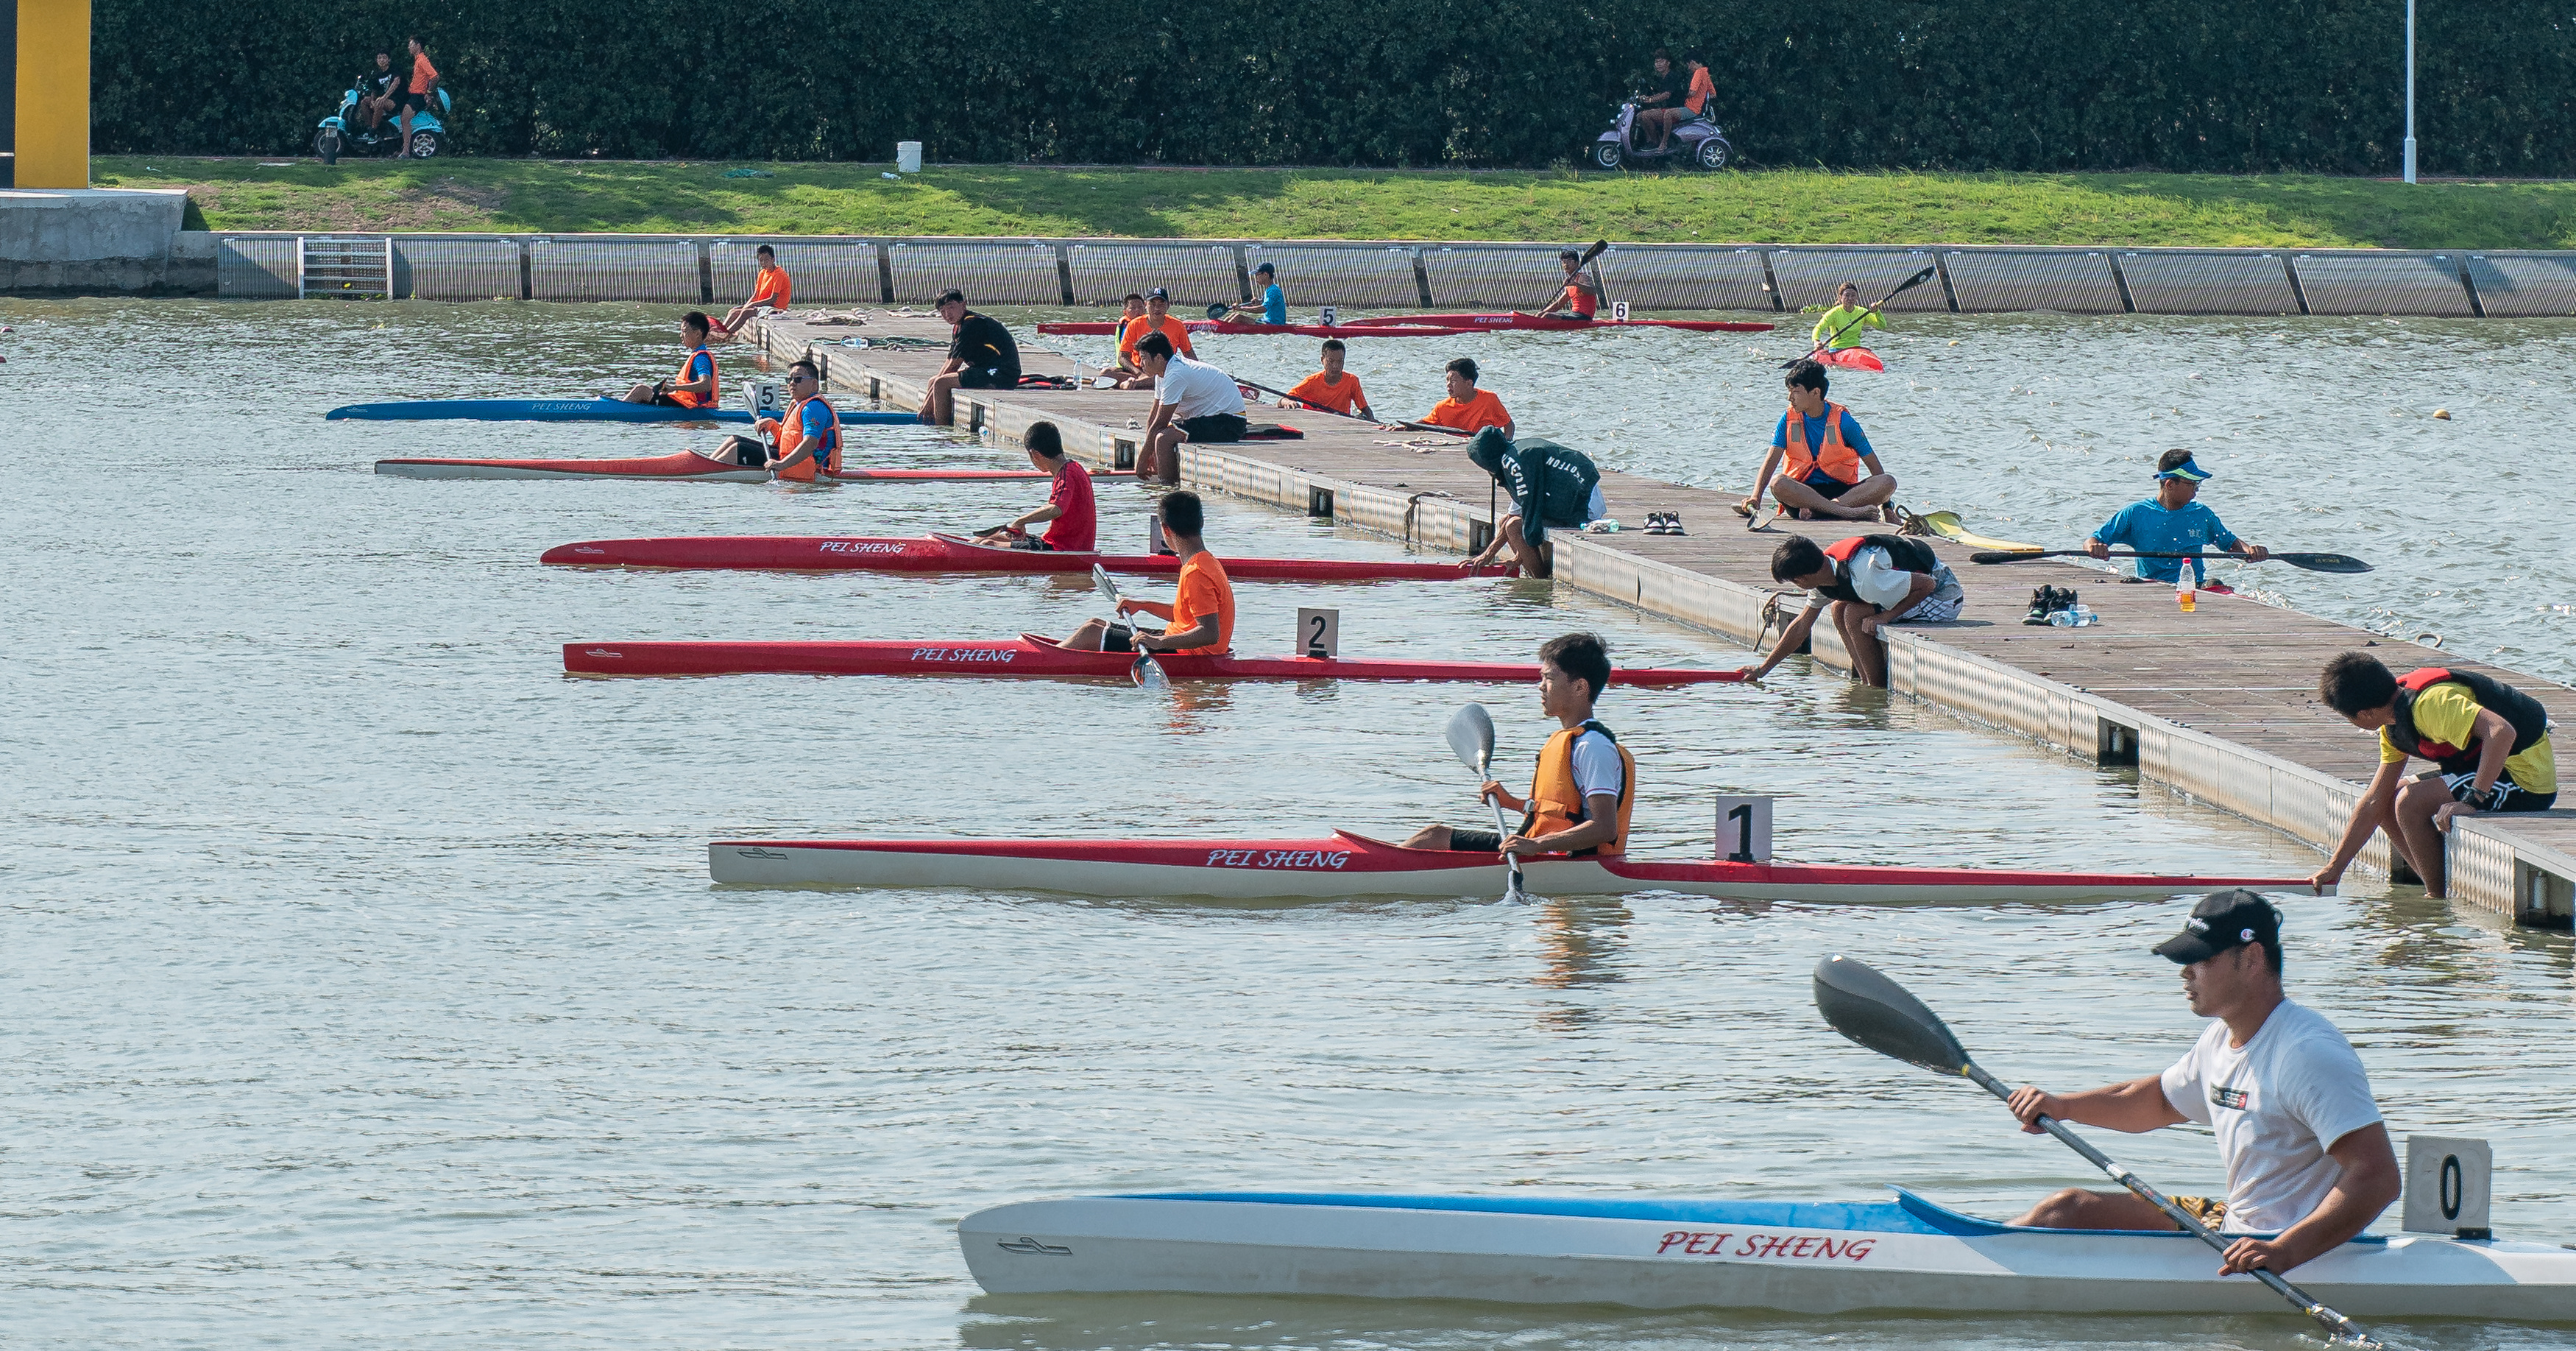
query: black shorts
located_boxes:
[1178,413,1248,443]
[1008,536,1053,551]
[1801,472,1859,500]
[399,90,430,113]
[717,434,767,467]
[2438,771,2558,813]
[958,366,1016,389]
[1102,624,1134,654]
[1447,828,1502,853]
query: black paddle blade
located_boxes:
[1969,549,2046,564]
[2279,551,2373,574]
[1813,956,1972,1076]
[1896,265,1936,292]
[1204,302,1229,320]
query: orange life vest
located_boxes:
[668,345,718,409]
[1564,277,1598,317]
[1782,401,1863,486]
[1520,720,1635,856]
[768,394,841,481]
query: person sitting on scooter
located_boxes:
[361,51,400,131]
[398,36,439,158]
[1633,49,1689,152]
[1683,56,1716,124]
[621,311,721,409]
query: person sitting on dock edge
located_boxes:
[621,311,719,409]
[710,244,791,341]
[1404,632,1634,858]
[1404,357,1514,438]
[975,422,1096,552]
[1739,532,1961,688]
[2086,451,2269,591]
[1062,491,1232,655]
[1740,360,1897,523]
[1108,288,1197,389]
[1463,429,1603,579]
[922,289,1022,427]
[1284,339,1373,420]
[1133,331,1247,483]
[1222,262,1289,326]
[2309,652,2557,898]
[1535,248,1601,321]
[2004,890,2400,1277]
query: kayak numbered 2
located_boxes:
[539,532,1512,579]
[324,395,920,426]
[704,830,2312,903]
[378,455,1047,483]
[569,637,1745,685]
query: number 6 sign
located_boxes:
[1712,795,1774,863]
[1297,608,1341,658]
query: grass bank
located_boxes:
[99,157,2576,249]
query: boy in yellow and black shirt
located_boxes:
[2309,651,2555,899]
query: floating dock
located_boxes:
[754,308,2573,926]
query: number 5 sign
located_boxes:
[1712,795,1773,863]
[1297,608,1340,658]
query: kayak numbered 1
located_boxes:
[704,830,2313,903]
[539,532,1512,579]
[569,637,1745,685]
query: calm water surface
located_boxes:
[2,299,2570,1350]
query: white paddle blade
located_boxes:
[1130,652,1171,693]
[1444,703,1498,777]
[1091,563,1122,614]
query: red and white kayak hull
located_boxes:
[541,532,1508,579]
[1817,347,1886,372]
[1359,312,1774,334]
[375,454,1044,483]
[706,830,2313,903]
[565,635,1740,684]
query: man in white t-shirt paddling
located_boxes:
[1133,331,1248,484]
[2005,891,2400,1277]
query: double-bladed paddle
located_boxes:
[1968,548,2373,574]
[1811,956,2382,1349]
[1091,563,1171,691]
[1443,703,1526,903]
[1783,266,1936,368]
[1529,239,1610,316]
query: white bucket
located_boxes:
[896,141,923,174]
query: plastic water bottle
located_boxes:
[2176,568,2197,613]
[2047,604,2100,627]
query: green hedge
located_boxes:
[95,0,2576,174]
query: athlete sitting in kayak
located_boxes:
[2085,451,2269,591]
[1283,339,1374,420]
[1535,248,1600,321]
[1061,492,1234,655]
[1106,288,1197,389]
[1810,281,1886,353]
[1404,632,1634,858]
[1133,331,1247,484]
[1220,261,1289,325]
[2310,652,2557,899]
[1740,360,1897,523]
[922,289,1022,427]
[1463,429,1602,579]
[758,360,841,481]
[1401,358,1514,438]
[1740,532,1962,688]
[709,244,790,341]
[620,311,719,409]
[1095,293,1150,385]
[2006,891,2399,1277]
[974,422,1096,551]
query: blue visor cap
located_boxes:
[2156,456,2212,482]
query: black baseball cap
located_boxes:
[1252,262,1274,275]
[2153,889,2282,964]
[1144,286,1170,300]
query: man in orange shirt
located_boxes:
[1060,491,1234,656]
[1683,56,1718,122]
[1405,358,1514,438]
[711,244,791,340]
[398,36,439,158]
[1282,339,1374,420]
[1108,288,1196,389]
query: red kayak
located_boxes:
[1036,319,1220,336]
[564,634,1744,684]
[375,454,1043,483]
[1817,347,1886,372]
[1034,318,1473,339]
[705,829,2315,903]
[1359,312,1773,334]
[540,532,1510,580]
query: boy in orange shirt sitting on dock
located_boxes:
[1106,289,1197,389]
[1060,492,1234,656]
[710,244,790,340]
[1403,358,1513,438]
[1283,339,1374,420]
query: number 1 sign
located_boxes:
[1712,795,1773,862]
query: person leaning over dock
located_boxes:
[921,289,1021,427]
[1222,262,1289,325]
[1283,339,1373,420]
[1061,491,1232,655]
[1462,429,1603,579]
[1738,532,1961,688]
[1739,360,1898,523]
[1132,331,1248,483]
[620,311,719,408]
[1404,358,1514,438]
[710,244,791,341]
[974,422,1096,552]
[2086,451,2268,591]
[2004,891,2400,1278]
[2309,652,2557,899]
[1109,289,1197,389]
[1404,632,1634,858]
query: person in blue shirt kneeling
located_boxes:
[1222,262,1289,326]
[2086,451,2269,591]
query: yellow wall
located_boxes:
[17,0,93,188]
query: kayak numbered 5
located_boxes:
[569,636,1744,685]
[325,395,921,425]
[378,456,1046,483]
[539,532,1512,579]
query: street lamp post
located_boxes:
[2404,0,2418,183]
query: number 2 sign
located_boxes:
[1297,608,1340,658]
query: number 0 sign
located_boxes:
[1712,795,1774,863]
[1297,608,1341,658]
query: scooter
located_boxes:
[315,80,450,162]
[1585,99,1730,171]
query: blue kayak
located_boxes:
[324,397,920,426]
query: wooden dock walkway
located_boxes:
[757,308,2575,927]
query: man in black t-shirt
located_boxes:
[921,289,1022,426]
[361,51,400,130]
[1634,49,1691,151]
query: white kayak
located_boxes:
[960,1188,2576,1322]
